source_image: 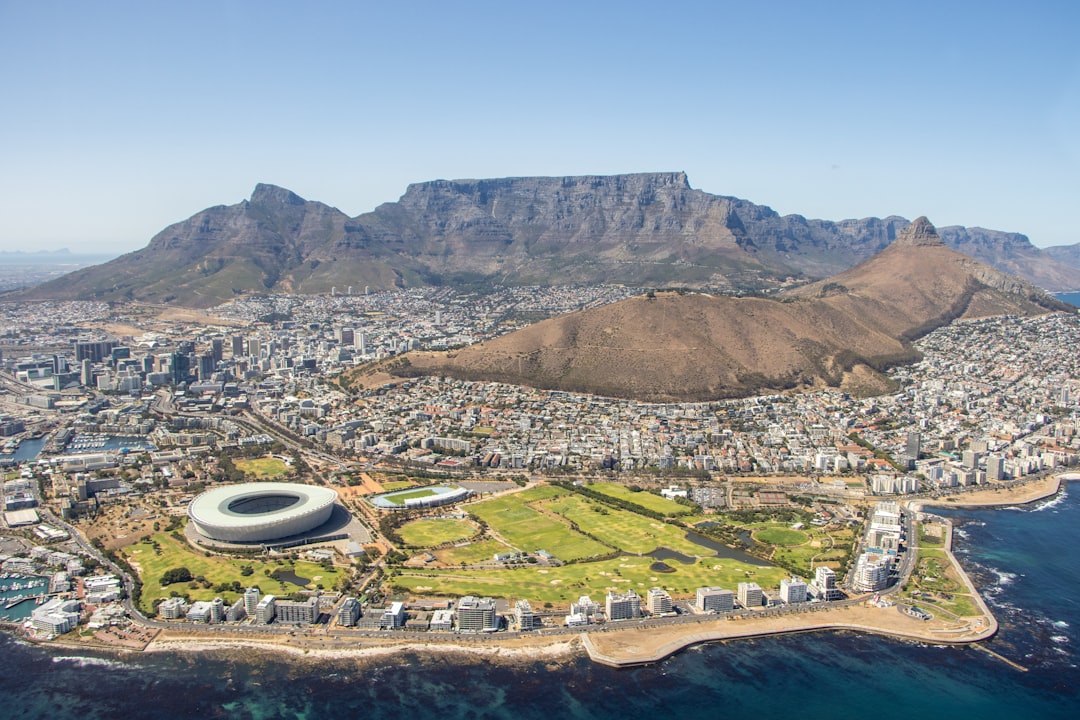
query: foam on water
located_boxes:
[1030,488,1068,513]
[51,655,129,669]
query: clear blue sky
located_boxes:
[1,0,1078,254]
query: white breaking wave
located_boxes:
[1030,488,1068,513]
[1051,635,1070,644]
[51,655,128,669]
[1054,620,1070,629]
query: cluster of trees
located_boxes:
[160,567,193,586]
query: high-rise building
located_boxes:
[737,582,763,609]
[605,590,642,621]
[853,553,891,592]
[647,588,673,615]
[255,595,276,624]
[210,596,225,624]
[73,340,118,363]
[810,566,844,601]
[779,576,808,604]
[986,455,1006,481]
[905,431,921,460]
[335,328,355,346]
[696,587,735,613]
[337,597,361,627]
[231,335,245,357]
[514,600,536,630]
[457,596,498,632]
[243,587,260,617]
[274,597,319,624]
[382,601,406,629]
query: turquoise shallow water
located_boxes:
[1,488,1077,719]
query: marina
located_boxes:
[0,574,49,623]
[63,433,154,455]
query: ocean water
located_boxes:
[1,490,1078,719]
[1054,292,1080,308]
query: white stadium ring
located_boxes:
[187,482,337,543]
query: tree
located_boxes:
[160,567,193,586]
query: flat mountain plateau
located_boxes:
[12,173,1080,307]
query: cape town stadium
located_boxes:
[187,482,338,543]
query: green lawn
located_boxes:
[234,457,290,479]
[753,527,810,547]
[468,486,610,561]
[379,480,415,492]
[587,483,693,516]
[393,555,788,605]
[398,517,477,547]
[123,525,340,613]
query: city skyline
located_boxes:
[1,1,1078,254]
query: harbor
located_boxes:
[0,574,49,623]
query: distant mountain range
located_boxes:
[351,218,1067,402]
[10,172,1080,307]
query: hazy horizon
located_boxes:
[2,1,1078,254]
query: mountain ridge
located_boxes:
[11,174,1078,307]
[354,219,1067,402]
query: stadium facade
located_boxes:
[187,482,338,543]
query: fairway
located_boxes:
[434,538,514,566]
[588,483,692,516]
[541,494,709,557]
[235,457,290,478]
[398,517,476,547]
[468,486,610,562]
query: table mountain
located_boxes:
[14,174,1078,307]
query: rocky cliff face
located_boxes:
[15,173,1080,307]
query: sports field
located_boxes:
[234,457,290,478]
[379,488,439,506]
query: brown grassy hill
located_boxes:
[346,218,1069,401]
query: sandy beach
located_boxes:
[915,473,1066,509]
